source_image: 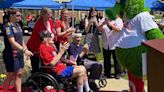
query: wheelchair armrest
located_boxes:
[40,65,54,69]
[77,56,84,65]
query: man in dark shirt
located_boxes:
[68,33,103,90]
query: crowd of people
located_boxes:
[1,6,164,92]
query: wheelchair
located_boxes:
[22,59,77,92]
[76,56,107,91]
[22,56,107,92]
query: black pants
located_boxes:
[30,54,40,74]
[103,48,122,77]
[83,59,102,79]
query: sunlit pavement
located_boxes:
[98,78,147,92]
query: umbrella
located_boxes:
[63,0,116,10]
[145,0,158,8]
[11,0,62,9]
[151,0,164,11]
[54,0,116,26]
[0,0,23,8]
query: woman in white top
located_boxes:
[99,12,124,78]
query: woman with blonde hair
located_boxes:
[27,7,56,74]
[55,8,76,49]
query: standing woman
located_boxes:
[84,7,101,58]
[27,7,56,73]
[3,9,33,92]
[55,8,76,49]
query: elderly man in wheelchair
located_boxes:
[68,33,107,91]
[23,31,93,92]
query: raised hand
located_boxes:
[67,27,76,34]
[59,42,70,53]
[83,44,89,54]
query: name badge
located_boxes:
[13,27,18,33]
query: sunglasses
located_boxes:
[16,14,21,17]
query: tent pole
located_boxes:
[72,0,74,27]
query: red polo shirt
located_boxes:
[39,43,66,75]
[27,17,56,54]
[55,20,69,44]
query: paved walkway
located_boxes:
[97,78,148,92]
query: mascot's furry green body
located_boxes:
[105,0,164,91]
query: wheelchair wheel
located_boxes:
[98,78,107,88]
[22,72,60,92]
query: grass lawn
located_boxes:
[96,36,104,61]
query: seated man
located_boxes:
[68,33,103,90]
[39,31,93,92]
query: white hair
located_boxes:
[71,33,82,38]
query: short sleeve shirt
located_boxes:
[108,18,123,50]
[99,18,111,50]
[3,23,23,57]
[68,43,83,57]
[55,20,69,44]
[39,43,66,74]
[117,12,158,48]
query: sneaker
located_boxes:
[115,74,121,79]
[89,82,99,91]
[120,72,126,77]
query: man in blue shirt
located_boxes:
[68,33,102,90]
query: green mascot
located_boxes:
[105,0,164,91]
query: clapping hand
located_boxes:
[59,42,70,53]
[67,27,76,34]
[102,18,109,25]
[90,17,97,24]
[83,44,89,55]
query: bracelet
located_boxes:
[20,48,24,53]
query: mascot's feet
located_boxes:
[128,72,144,92]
